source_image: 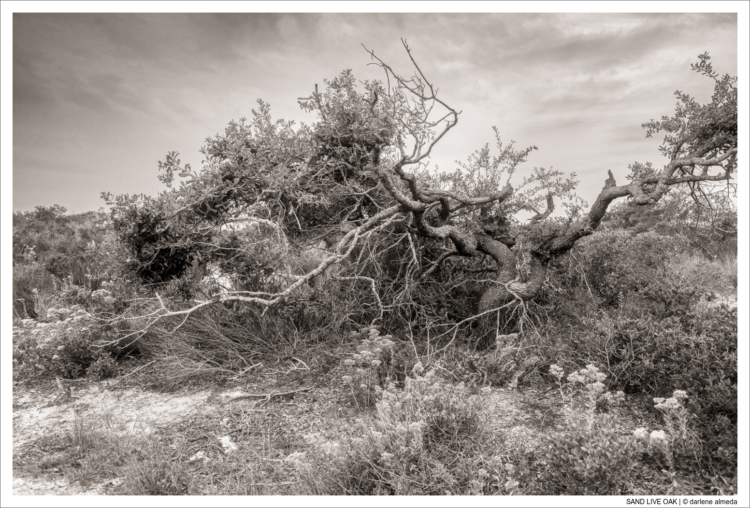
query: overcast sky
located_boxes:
[12,12,739,213]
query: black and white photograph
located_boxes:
[2,3,747,505]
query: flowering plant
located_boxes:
[648,390,701,469]
[340,327,395,409]
[13,304,115,381]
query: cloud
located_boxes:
[12,13,738,212]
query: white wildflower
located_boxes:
[586,382,606,394]
[633,428,649,440]
[549,364,564,379]
[219,436,237,454]
[672,390,688,400]
[650,430,666,442]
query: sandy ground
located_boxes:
[11,380,259,495]
[12,375,554,496]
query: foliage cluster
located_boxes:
[292,367,505,495]
[12,304,117,381]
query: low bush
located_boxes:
[12,305,119,382]
[538,364,638,495]
[291,367,510,495]
[340,328,396,409]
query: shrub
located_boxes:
[340,328,396,409]
[538,414,640,495]
[539,364,638,495]
[558,230,693,311]
[649,391,702,470]
[12,305,117,381]
[292,369,508,495]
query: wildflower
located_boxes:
[219,436,237,454]
[549,364,564,379]
[650,430,666,442]
[342,376,352,384]
[52,355,60,360]
[653,397,665,404]
[371,360,381,368]
[355,368,367,375]
[477,468,488,478]
[594,372,607,382]
[673,390,688,400]
[352,354,363,361]
[343,359,355,367]
[412,362,424,375]
[633,428,649,440]
[663,397,680,409]
[381,452,394,462]
[408,421,424,433]
[372,347,382,354]
[360,384,368,390]
[567,372,585,384]
[586,382,606,394]
[480,386,492,395]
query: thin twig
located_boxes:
[224,387,313,404]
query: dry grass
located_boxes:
[13,357,736,496]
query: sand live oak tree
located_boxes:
[103,42,737,344]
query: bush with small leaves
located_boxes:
[649,390,702,470]
[292,368,507,495]
[13,305,117,381]
[340,327,395,409]
[538,413,641,495]
[539,363,637,495]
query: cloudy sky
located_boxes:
[11,11,739,213]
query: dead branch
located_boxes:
[224,386,313,404]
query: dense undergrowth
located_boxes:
[12,203,738,495]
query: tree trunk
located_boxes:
[478,254,547,312]
[475,234,547,312]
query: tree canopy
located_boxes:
[103,42,737,340]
